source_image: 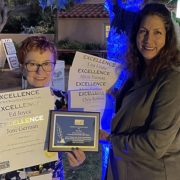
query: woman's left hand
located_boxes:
[66,148,86,167]
[99,129,110,141]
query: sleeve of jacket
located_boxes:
[111,70,180,160]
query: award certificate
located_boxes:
[49,111,100,152]
[0,87,58,174]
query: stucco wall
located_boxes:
[0,34,55,45]
[57,18,109,45]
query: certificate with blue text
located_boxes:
[0,87,58,174]
[49,111,100,152]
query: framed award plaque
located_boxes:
[48,111,100,152]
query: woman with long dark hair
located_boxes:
[100,3,180,179]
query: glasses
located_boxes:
[25,62,55,72]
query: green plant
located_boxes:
[2,16,27,33]
[57,39,106,50]
[2,1,54,34]
[57,39,84,50]
[57,39,107,65]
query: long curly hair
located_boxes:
[126,3,180,80]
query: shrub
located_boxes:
[57,39,107,64]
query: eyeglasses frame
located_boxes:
[25,62,56,72]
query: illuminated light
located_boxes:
[101,143,111,180]
[118,0,143,12]
[107,28,129,89]
[44,0,86,9]
[177,0,180,18]
[104,0,115,22]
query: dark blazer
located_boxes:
[107,67,180,180]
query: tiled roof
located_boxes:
[58,4,109,18]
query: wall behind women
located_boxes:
[0,34,54,44]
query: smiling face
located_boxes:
[23,49,55,88]
[136,15,166,65]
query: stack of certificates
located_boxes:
[68,51,121,124]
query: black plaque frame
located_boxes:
[48,111,100,152]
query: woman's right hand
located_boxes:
[66,148,86,167]
[99,129,110,141]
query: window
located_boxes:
[105,24,110,39]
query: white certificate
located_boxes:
[68,89,106,129]
[0,87,58,174]
[68,89,105,120]
[68,51,122,91]
[30,173,52,180]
